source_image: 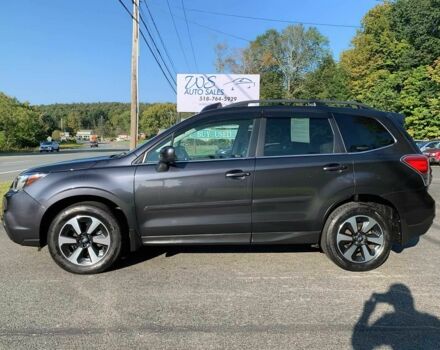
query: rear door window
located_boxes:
[264,117,335,156]
[334,114,394,152]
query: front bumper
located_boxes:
[2,190,45,246]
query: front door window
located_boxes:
[145,118,254,163]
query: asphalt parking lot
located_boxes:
[0,161,439,349]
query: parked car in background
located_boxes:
[39,141,59,152]
[90,140,99,148]
[423,148,440,164]
[3,99,435,274]
[415,140,429,149]
[419,140,440,152]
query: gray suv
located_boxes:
[2,100,435,274]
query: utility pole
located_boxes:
[130,0,139,150]
[99,115,104,142]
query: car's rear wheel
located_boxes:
[47,202,122,274]
[321,202,391,271]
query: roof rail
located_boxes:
[223,99,371,109]
[200,102,222,112]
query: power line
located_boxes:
[117,0,176,93]
[185,18,251,42]
[141,0,178,75]
[166,0,191,71]
[184,7,361,29]
[134,1,177,83]
[151,3,251,42]
[181,0,198,71]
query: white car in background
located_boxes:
[39,141,60,152]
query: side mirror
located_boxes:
[160,146,177,163]
[156,146,176,172]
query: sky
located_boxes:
[0,0,379,105]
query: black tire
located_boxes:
[47,201,122,274]
[320,202,392,272]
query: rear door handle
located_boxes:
[323,163,348,172]
[225,170,251,179]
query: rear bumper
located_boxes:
[383,189,435,245]
[2,190,44,246]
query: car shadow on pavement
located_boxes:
[352,283,440,350]
[109,247,166,271]
[109,244,320,271]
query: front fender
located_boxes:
[26,167,137,233]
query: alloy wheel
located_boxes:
[336,215,385,264]
[58,215,111,266]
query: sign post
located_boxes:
[177,74,260,113]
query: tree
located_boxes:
[340,3,412,105]
[214,42,241,73]
[404,60,440,138]
[139,103,177,137]
[271,25,330,97]
[0,93,46,150]
[214,25,330,98]
[301,55,350,100]
[391,0,440,67]
[339,0,440,138]
[51,129,61,141]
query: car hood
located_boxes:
[23,156,113,175]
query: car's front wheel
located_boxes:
[47,202,122,274]
[321,202,392,272]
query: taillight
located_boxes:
[401,155,429,174]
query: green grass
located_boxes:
[59,143,83,149]
[0,143,84,153]
[0,181,11,213]
[0,147,35,153]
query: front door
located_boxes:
[135,113,258,244]
[251,108,355,243]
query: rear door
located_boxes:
[251,108,355,243]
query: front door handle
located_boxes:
[323,163,348,172]
[225,170,251,179]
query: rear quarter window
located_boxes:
[334,114,395,152]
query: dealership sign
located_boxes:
[177,74,260,112]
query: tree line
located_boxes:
[0,94,178,150]
[215,0,439,139]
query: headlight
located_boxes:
[12,173,47,191]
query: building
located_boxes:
[76,130,95,141]
[60,132,70,141]
[116,134,130,142]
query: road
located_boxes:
[0,162,439,349]
[0,144,127,183]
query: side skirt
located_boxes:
[251,231,320,244]
[141,231,320,245]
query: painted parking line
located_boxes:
[0,169,26,175]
